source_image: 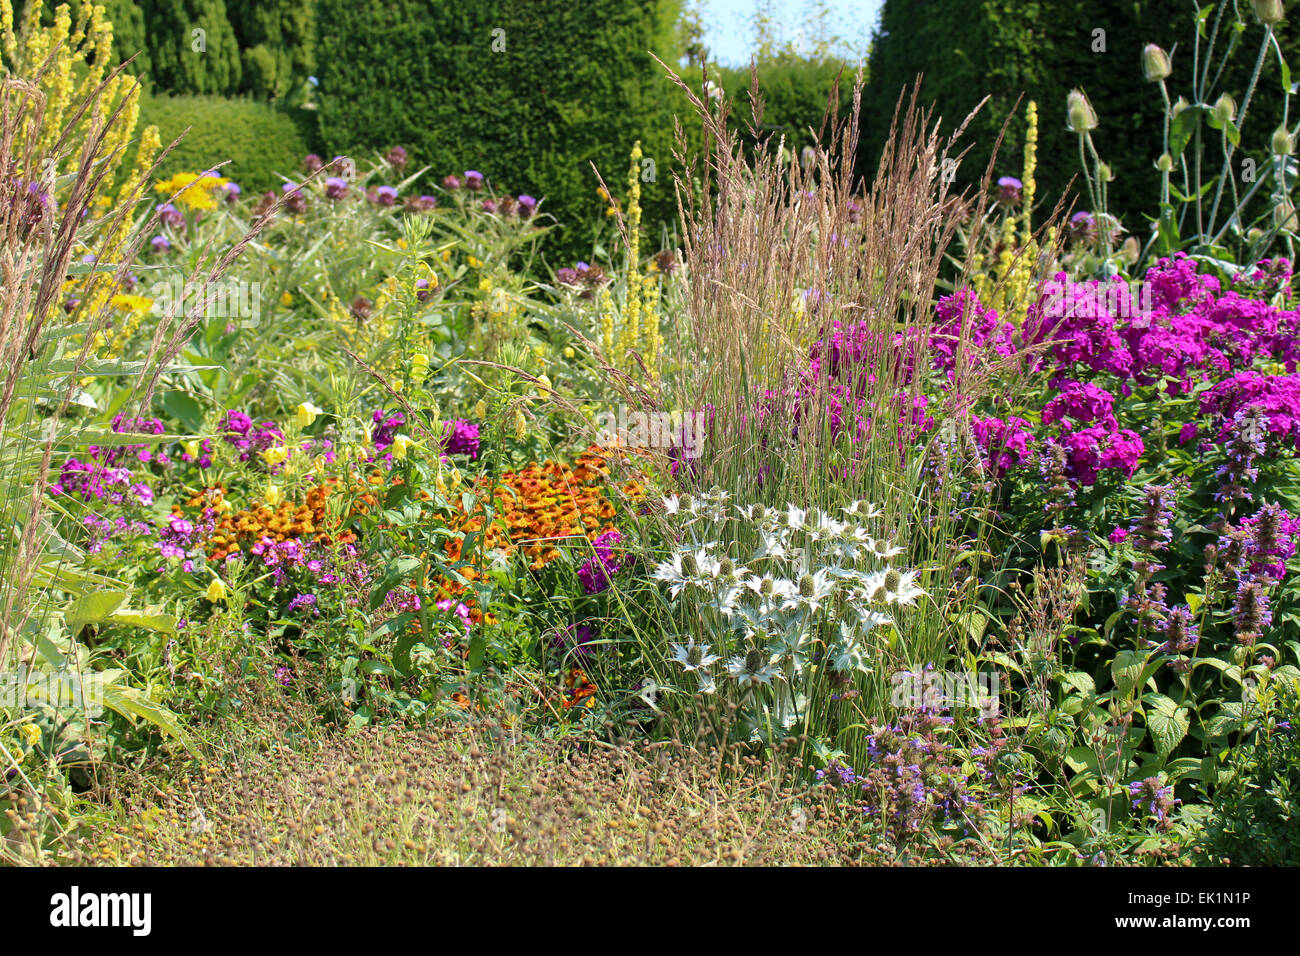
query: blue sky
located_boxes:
[696,0,883,67]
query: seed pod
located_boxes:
[1252,0,1285,25]
[1067,89,1098,133]
[1272,126,1295,155]
[1142,44,1172,82]
[1213,93,1236,125]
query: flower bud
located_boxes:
[1142,44,1172,82]
[1252,0,1285,25]
[1156,153,1175,173]
[1273,126,1295,155]
[1213,93,1236,125]
[1099,163,1115,182]
[1276,201,1299,231]
[1067,89,1098,133]
[1171,96,1191,118]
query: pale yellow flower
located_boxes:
[295,402,323,428]
[206,577,229,603]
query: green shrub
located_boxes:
[1198,683,1300,866]
[314,0,687,263]
[141,93,319,193]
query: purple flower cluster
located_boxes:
[440,418,481,459]
[577,529,624,595]
[222,410,285,465]
[971,416,1034,477]
[371,409,406,453]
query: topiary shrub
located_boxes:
[140,93,320,193]
[314,0,687,263]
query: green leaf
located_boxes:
[65,589,128,632]
[1111,649,1146,698]
[96,673,191,747]
[1144,693,1190,761]
[159,390,208,434]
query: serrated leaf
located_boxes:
[1111,649,1146,698]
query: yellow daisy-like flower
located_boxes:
[110,294,154,317]
[155,172,229,213]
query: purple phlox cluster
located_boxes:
[440,418,481,459]
[371,408,406,453]
[222,409,286,465]
[249,535,313,587]
[577,529,625,595]
[287,592,319,617]
[928,289,1016,380]
[970,415,1034,477]
[1200,371,1300,453]
[437,597,473,647]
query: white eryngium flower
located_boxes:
[671,637,720,672]
[728,648,776,686]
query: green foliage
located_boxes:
[314,0,687,262]
[1199,683,1300,865]
[141,91,318,192]
[138,0,244,95]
